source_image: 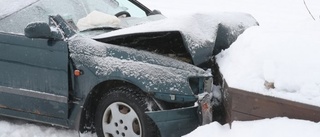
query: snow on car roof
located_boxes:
[0,0,38,19]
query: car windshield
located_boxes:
[0,0,149,34]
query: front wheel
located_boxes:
[95,87,159,137]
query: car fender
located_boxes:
[71,55,200,102]
[68,36,211,100]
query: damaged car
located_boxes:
[0,0,258,137]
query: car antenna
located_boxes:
[303,0,316,20]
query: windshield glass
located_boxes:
[0,0,148,33]
[0,0,39,19]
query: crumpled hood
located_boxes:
[93,12,258,65]
[68,36,212,95]
[69,36,208,74]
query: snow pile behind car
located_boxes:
[184,117,320,137]
[141,0,320,107]
[216,21,320,107]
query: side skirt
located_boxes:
[0,107,69,128]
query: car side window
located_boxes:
[0,4,48,34]
[0,0,86,34]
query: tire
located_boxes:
[95,86,159,137]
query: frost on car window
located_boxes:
[0,0,38,19]
[0,0,130,33]
[0,0,87,33]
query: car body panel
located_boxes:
[69,36,211,97]
[146,106,199,137]
[0,107,69,127]
[0,32,69,119]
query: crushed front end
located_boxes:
[146,75,224,137]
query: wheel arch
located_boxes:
[78,80,150,133]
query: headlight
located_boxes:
[203,77,213,93]
[189,77,213,95]
[188,77,202,95]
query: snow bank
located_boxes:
[0,119,95,137]
[141,0,320,106]
[217,22,320,106]
[184,118,320,137]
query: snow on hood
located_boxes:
[0,0,38,19]
[94,12,258,65]
[69,36,208,74]
[68,36,211,94]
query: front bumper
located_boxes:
[146,106,199,137]
[146,92,214,137]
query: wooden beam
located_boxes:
[225,87,320,123]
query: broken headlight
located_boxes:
[189,77,202,95]
[204,77,213,93]
[189,77,213,95]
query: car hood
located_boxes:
[69,36,210,75]
[68,36,212,95]
[93,12,258,66]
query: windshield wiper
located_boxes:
[80,26,120,32]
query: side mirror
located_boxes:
[24,22,62,39]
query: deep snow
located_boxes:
[1,0,320,137]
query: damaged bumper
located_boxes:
[146,89,217,137]
[146,106,199,137]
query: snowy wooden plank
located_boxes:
[225,86,320,123]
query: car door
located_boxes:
[0,32,69,119]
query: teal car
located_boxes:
[0,0,258,137]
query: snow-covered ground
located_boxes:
[1,0,320,137]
